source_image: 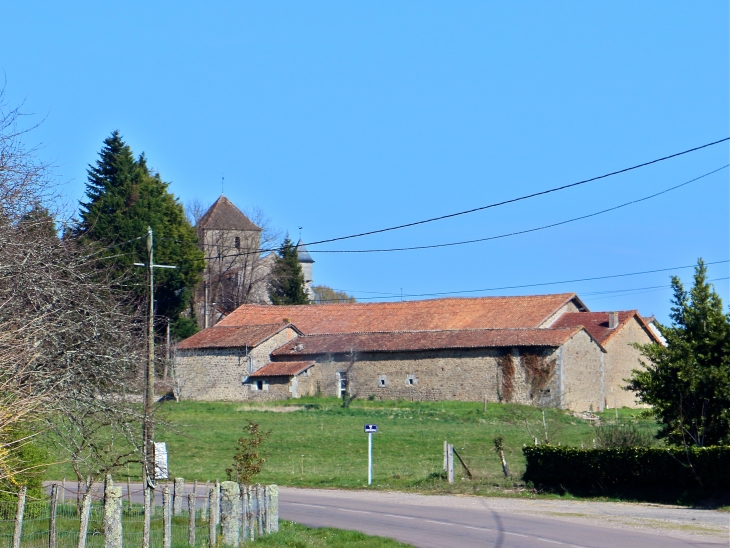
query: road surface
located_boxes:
[279,488,729,548]
[45,482,729,547]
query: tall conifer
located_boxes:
[268,237,309,305]
[75,131,204,338]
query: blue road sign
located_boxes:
[364,424,378,433]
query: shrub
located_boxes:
[594,422,655,448]
[226,420,271,484]
[523,445,730,499]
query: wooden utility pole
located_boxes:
[134,227,178,489]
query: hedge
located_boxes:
[522,445,730,497]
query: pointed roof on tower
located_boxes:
[197,195,261,231]
[296,239,314,263]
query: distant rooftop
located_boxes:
[197,195,261,232]
[296,239,314,263]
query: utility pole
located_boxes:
[134,227,178,489]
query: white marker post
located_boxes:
[364,424,378,485]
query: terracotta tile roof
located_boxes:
[219,293,584,333]
[177,323,296,350]
[197,195,261,231]
[551,311,662,345]
[271,327,587,357]
[248,361,314,377]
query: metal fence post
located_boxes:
[49,483,59,548]
[188,493,196,546]
[77,492,92,548]
[11,485,26,548]
[174,477,185,515]
[220,481,240,547]
[163,487,172,548]
[447,443,454,484]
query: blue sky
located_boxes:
[2,2,728,322]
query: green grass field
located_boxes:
[47,398,657,497]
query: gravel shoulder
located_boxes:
[281,487,730,543]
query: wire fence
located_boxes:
[0,479,278,547]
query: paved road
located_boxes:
[45,482,728,547]
[279,488,729,548]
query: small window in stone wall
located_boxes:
[377,375,388,388]
[250,379,268,391]
[406,374,417,386]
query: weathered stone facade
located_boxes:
[174,294,659,410]
[603,317,653,408]
[174,326,298,401]
[281,331,600,410]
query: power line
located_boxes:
[163,137,729,255]
[172,163,728,259]
[322,260,729,301]
[308,165,728,253]
[301,137,729,247]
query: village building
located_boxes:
[193,196,314,327]
[174,293,662,410]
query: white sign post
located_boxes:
[364,424,377,485]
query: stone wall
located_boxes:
[287,346,564,405]
[539,299,583,328]
[604,318,653,408]
[174,327,297,401]
[559,329,606,411]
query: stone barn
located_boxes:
[174,293,662,411]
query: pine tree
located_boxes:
[628,260,730,446]
[75,131,205,338]
[268,237,309,305]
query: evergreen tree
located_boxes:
[268,237,309,305]
[628,260,730,446]
[75,131,205,338]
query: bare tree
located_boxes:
[0,88,145,491]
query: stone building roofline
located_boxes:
[248,361,315,377]
[296,239,314,263]
[551,310,663,346]
[218,293,588,334]
[271,326,605,356]
[197,195,262,232]
[177,322,301,350]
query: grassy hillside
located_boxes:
[46,398,656,496]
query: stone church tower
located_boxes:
[195,196,316,327]
[196,196,271,327]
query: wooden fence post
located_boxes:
[188,493,196,546]
[446,443,454,483]
[239,485,247,541]
[268,485,279,533]
[61,477,66,504]
[220,481,240,547]
[163,487,172,548]
[76,492,92,548]
[174,477,185,515]
[127,477,132,507]
[208,488,217,547]
[257,484,264,537]
[202,481,210,520]
[103,485,123,548]
[143,486,152,548]
[11,485,26,548]
[50,483,59,548]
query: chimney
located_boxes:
[608,312,619,329]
